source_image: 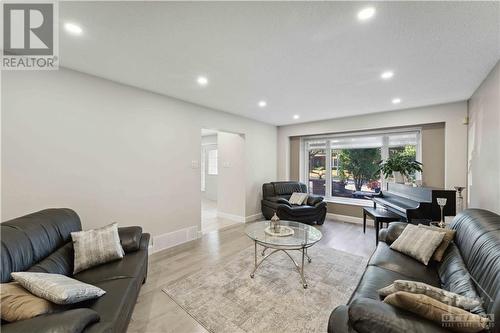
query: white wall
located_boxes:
[217,132,246,219]
[468,60,500,214]
[1,68,277,244]
[278,101,468,195]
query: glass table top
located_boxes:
[245,220,322,248]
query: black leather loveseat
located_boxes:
[261,181,327,225]
[328,208,500,333]
[1,208,150,333]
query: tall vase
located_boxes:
[454,186,465,213]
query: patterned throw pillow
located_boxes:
[378,280,481,310]
[289,192,308,205]
[384,292,489,333]
[10,272,105,305]
[418,224,456,262]
[1,282,59,322]
[390,224,445,265]
[71,223,124,274]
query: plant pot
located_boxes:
[393,172,405,184]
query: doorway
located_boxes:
[201,129,245,234]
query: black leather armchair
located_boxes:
[1,208,149,333]
[328,209,500,333]
[261,181,327,225]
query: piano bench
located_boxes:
[362,207,402,245]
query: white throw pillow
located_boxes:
[11,272,105,305]
[390,224,445,265]
[71,222,124,274]
[289,192,308,205]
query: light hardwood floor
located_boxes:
[201,198,241,234]
[127,218,377,333]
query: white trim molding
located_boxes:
[327,213,364,225]
[324,197,372,207]
[217,212,264,223]
[245,212,264,222]
[149,225,200,254]
[217,212,245,223]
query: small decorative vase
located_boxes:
[271,212,280,233]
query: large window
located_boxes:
[304,130,420,201]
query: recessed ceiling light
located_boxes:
[392,98,402,104]
[197,76,208,86]
[293,115,300,120]
[357,7,376,21]
[64,22,83,35]
[381,71,394,80]
[258,100,267,108]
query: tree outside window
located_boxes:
[337,148,381,193]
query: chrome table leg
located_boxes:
[304,247,312,263]
[251,248,281,278]
[250,241,257,278]
[249,244,310,288]
[301,247,307,289]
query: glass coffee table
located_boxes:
[245,220,322,289]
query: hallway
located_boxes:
[201,198,240,234]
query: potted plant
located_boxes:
[376,153,423,184]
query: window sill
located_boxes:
[322,197,373,207]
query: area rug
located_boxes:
[162,246,368,333]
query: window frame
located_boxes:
[301,127,422,204]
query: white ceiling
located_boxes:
[59,2,500,126]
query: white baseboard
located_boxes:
[218,211,264,223]
[149,225,200,255]
[217,212,245,223]
[327,213,364,225]
[148,212,264,255]
[245,212,263,222]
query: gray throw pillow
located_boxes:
[390,224,445,265]
[11,272,105,305]
[378,280,481,310]
[71,222,124,274]
[418,224,456,262]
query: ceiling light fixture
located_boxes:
[64,22,83,35]
[357,7,376,21]
[293,115,300,120]
[258,100,267,108]
[392,98,402,104]
[381,71,394,80]
[197,76,208,86]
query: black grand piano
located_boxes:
[372,183,456,223]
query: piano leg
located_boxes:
[375,219,379,245]
[363,211,366,234]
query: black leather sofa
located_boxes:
[0,208,150,333]
[328,208,500,333]
[261,181,327,225]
